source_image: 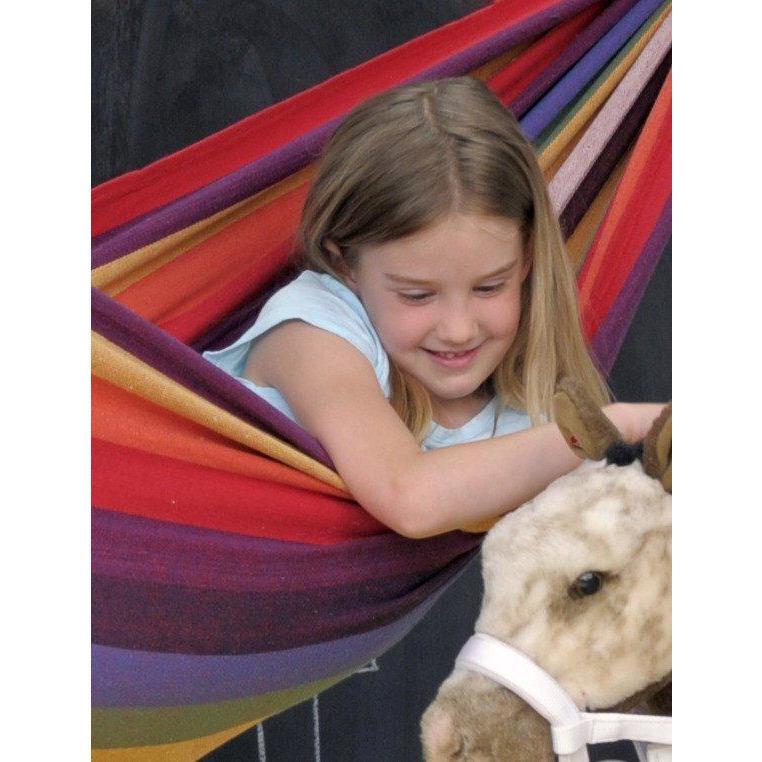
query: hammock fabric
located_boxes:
[91,0,671,758]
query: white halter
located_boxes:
[455,633,672,762]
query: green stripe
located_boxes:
[92,670,354,748]
[536,0,671,152]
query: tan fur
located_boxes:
[478,463,671,706]
[421,671,554,762]
[422,460,672,760]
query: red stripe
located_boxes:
[155,238,293,343]
[92,438,385,545]
[488,2,603,105]
[578,80,671,338]
[111,183,304,316]
[92,1,590,237]
[584,135,670,338]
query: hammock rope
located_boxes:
[91,1,671,757]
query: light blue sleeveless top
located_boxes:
[203,271,530,450]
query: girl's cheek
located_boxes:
[396,316,431,346]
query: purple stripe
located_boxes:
[92,551,472,655]
[91,122,335,268]
[92,587,447,707]
[592,198,671,375]
[559,51,670,237]
[511,0,640,118]
[191,263,300,352]
[91,0,602,268]
[520,0,665,141]
[413,0,602,83]
[92,287,333,465]
[92,508,478,593]
[92,510,478,656]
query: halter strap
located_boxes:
[455,633,671,761]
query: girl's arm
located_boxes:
[246,322,663,539]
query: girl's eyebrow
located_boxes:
[384,262,518,286]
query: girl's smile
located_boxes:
[343,212,529,426]
[423,346,482,369]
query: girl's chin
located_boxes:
[399,361,490,400]
[428,384,489,406]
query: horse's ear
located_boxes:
[552,378,623,460]
[643,403,672,493]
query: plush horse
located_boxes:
[421,380,672,761]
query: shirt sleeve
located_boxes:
[202,272,391,395]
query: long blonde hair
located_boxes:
[298,77,608,440]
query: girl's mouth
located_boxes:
[423,346,480,369]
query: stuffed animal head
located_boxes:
[421,380,671,761]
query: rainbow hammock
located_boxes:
[91,0,672,758]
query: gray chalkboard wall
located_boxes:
[92,2,671,759]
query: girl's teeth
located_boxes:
[427,348,476,359]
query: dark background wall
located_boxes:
[92,2,671,759]
[92,0,486,185]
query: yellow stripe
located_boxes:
[92,672,354,756]
[538,3,671,172]
[566,148,631,270]
[91,332,347,492]
[543,101,603,185]
[91,720,260,762]
[91,42,531,299]
[471,40,534,81]
[91,166,314,295]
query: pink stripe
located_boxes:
[549,13,671,214]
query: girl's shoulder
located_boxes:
[262,270,387,371]
[267,270,365,321]
[204,270,391,396]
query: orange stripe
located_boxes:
[578,71,671,308]
[114,183,307,324]
[582,118,670,335]
[91,333,347,491]
[92,168,314,296]
[92,376,346,499]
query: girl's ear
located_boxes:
[324,240,358,290]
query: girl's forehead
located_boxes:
[356,213,525,275]
[409,212,522,244]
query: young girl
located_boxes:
[204,77,664,538]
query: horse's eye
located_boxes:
[569,571,605,598]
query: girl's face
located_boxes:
[345,212,529,424]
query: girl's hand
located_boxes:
[605,402,668,444]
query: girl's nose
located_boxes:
[436,308,478,346]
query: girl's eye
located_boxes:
[474,281,505,295]
[399,292,433,303]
